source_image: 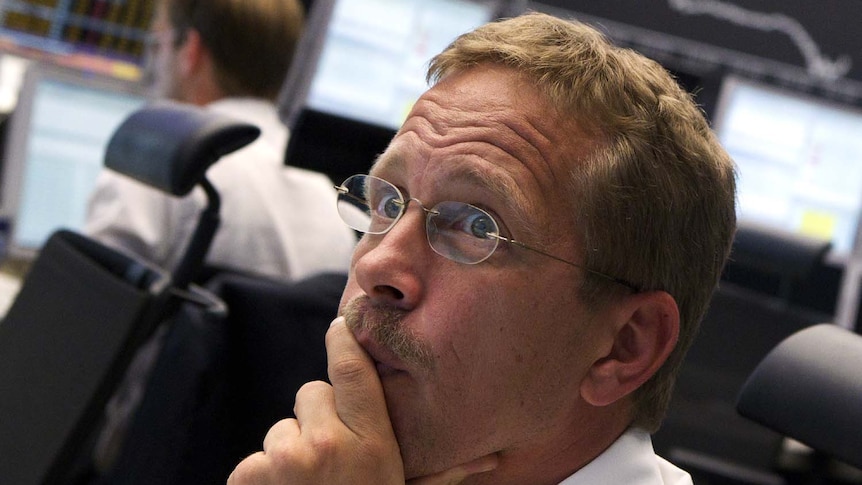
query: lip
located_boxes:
[351,326,408,377]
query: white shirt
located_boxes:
[559,428,692,485]
[84,97,357,282]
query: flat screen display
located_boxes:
[713,76,862,263]
[0,65,148,258]
[305,0,501,130]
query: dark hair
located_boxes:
[166,0,304,100]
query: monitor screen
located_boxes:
[0,65,148,259]
[0,0,153,80]
[713,76,862,263]
[305,0,503,130]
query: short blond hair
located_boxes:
[429,12,737,432]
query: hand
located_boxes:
[227,316,403,484]
[407,455,499,485]
[227,317,499,484]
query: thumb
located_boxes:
[326,316,395,439]
[406,454,499,485]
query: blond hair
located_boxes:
[429,12,737,432]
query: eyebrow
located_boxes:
[370,153,540,243]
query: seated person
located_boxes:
[227,11,737,485]
[85,0,356,282]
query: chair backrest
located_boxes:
[0,231,172,485]
[725,220,832,302]
[0,102,257,485]
[652,221,834,479]
[737,323,862,469]
[97,271,347,484]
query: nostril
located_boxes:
[375,285,404,300]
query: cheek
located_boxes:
[429,281,576,390]
[439,279,594,398]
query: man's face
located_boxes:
[339,65,616,482]
[142,2,183,100]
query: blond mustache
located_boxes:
[342,296,434,370]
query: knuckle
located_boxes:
[296,380,331,399]
[329,355,373,383]
[227,452,268,484]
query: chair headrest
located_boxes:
[736,323,862,468]
[731,221,831,280]
[104,100,261,196]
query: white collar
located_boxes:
[558,428,692,485]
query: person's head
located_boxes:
[337,12,736,483]
[145,0,304,104]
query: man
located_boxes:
[85,0,357,282]
[228,12,737,484]
[84,0,356,477]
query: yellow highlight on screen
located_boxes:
[799,211,837,240]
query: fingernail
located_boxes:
[330,316,345,328]
[467,454,499,474]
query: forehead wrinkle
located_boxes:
[414,94,557,185]
[489,111,558,189]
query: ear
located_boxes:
[176,29,206,78]
[580,291,680,407]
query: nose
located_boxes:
[352,203,429,310]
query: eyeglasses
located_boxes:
[335,174,637,290]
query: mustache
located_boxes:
[342,296,434,370]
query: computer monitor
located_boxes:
[304,0,507,130]
[0,64,149,260]
[281,0,520,183]
[713,76,862,264]
[0,0,153,80]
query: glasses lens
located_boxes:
[336,175,404,234]
[426,201,499,264]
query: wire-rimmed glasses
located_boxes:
[335,174,637,290]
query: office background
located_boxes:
[1,1,861,484]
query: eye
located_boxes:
[467,212,495,239]
[373,192,403,219]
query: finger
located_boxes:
[293,380,337,430]
[406,454,499,485]
[262,417,300,454]
[227,451,276,484]
[325,316,393,438]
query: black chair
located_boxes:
[284,108,395,184]
[737,324,862,479]
[96,271,346,484]
[0,101,259,485]
[653,222,834,484]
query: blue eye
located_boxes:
[374,192,403,219]
[435,203,497,240]
[468,213,495,239]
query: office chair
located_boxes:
[737,323,862,475]
[96,271,347,485]
[729,221,833,302]
[653,222,834,484]
[0,101,260,485]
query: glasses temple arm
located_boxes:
[487,233,638,291]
